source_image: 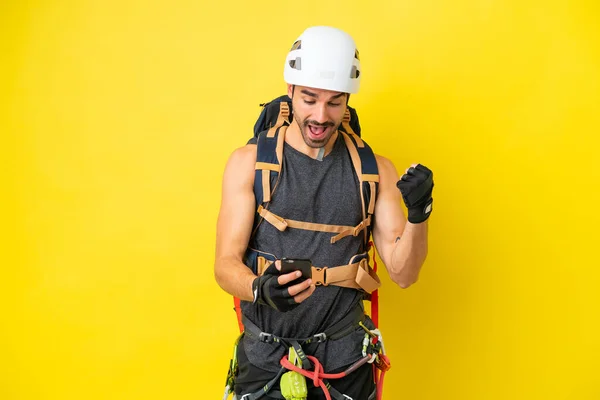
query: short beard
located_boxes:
[295,114,337,149]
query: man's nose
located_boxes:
[313,104,328,124]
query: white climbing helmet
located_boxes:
[284,26,361,94]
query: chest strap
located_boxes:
[257,206,372,244]
[256,256,380,294]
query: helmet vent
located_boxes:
[350,65,360,79]
[289,58,301,70]
[291,40,302,51]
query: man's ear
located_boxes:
[287,84,295,99]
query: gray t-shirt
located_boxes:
[241,132,376,373]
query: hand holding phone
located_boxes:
[252,258,315,312]
[280,258,312,280]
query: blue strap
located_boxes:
[253,130,281,206]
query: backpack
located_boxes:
[233,95,381,331]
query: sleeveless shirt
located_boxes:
[240,132,376,373]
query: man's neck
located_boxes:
[285,120,338,160]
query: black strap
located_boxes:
[324,306,365,340]
[240,366,286,400]
[242,306,365,346]
[327,382,352,400]
[255,383,351,400]
[261,390,285,399]
[290,339,313,370]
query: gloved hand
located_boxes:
[252,262,312,312]
[396,164,434,224]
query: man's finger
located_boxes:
[405,163,420,174]
[294,284,316,304]
[287,278,313,297]
[277,270,302,285]
[415,164,431,174]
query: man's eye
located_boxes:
[329,103,341,107]
[304,100,316,105]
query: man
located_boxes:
[215,26,433,400]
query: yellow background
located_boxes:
[2,0,599,399]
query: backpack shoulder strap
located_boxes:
[339,109,379,247]
[251,102,290,233]
[340,109,381,329]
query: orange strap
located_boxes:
[267,102,290,138]
[341,109,365,148]
[339,131,370,245]
[262,170,271,202]
[257,206,371,243]
[330,216,372,244]
[256,257,381,294]
[255,162,281,172]
[257,256,273,276]
[311,258,381,294]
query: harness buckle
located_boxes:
[313,332,327,343]
[259,332,274,343]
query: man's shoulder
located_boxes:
[223,144,257,185]
[374,153,397,174]
[227,143,257,166]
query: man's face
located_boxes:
[287,85,348,148]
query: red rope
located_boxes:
[280,353,390,400]
[280,355,347,400]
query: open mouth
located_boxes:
[307,124,330,140]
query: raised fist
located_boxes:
[396,164,434,224]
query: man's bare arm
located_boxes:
[214,145,260,301]
[372,155,429,288]
[214,145,316,304]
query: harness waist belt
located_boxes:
[242,305,365,346]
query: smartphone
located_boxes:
[280,258,312,280]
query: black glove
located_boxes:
[396,164,434,224]
[251,264,300,312]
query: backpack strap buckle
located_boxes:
[312,267,328,286]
